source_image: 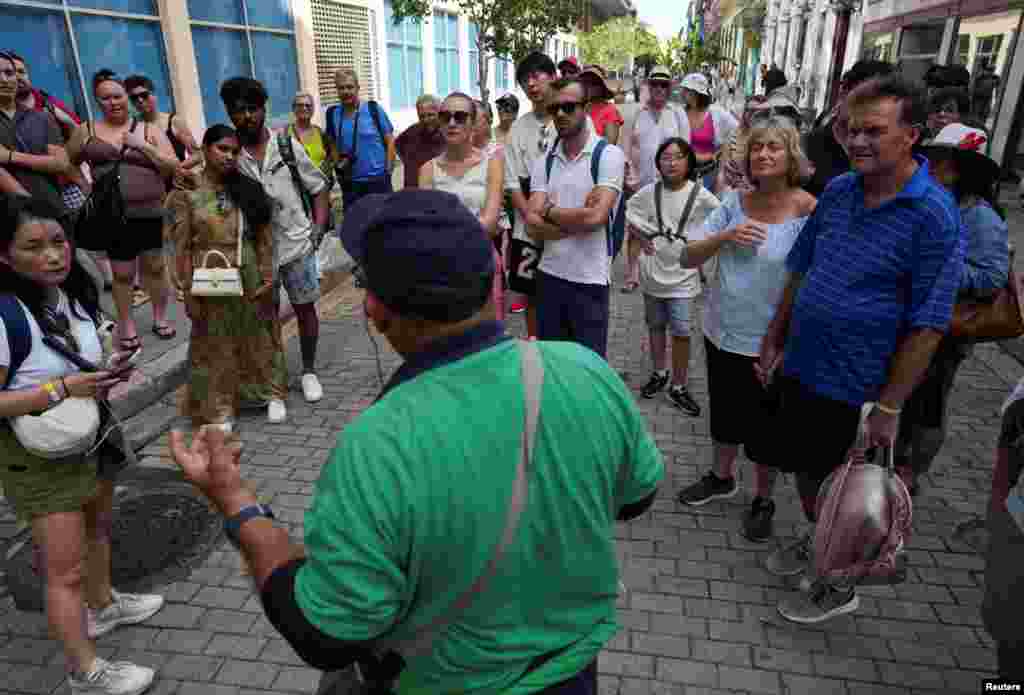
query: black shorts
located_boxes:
[107,217,164,261]
[703,338,779,462]
[508,238,541,296]
[769,376,861,480]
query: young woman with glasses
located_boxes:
[66,70,180,355]
[419,92,506,319]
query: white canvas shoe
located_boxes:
[68,657,155,695]
[301,373,323,403]
[267,399,287,423]
[88,590,164,638]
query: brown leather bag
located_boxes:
[949,271,1024,342]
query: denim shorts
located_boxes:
[643,294,692,337]
[276,250,321,306]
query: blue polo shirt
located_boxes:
[328,101,394,182]
[295,321,664,694]
[782,156,964,406]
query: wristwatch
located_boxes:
[224,504,275,549]
[542,201,556,224]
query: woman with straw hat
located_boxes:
[579,65,624,145]
[896,123,1009,496]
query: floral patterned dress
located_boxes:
[166,185,288,426]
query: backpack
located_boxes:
[75,120,131,251]
[0,295,32,390]
[275,130,313,222]
[544,138,627,259]
[326,100,386,155]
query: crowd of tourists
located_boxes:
[0,37,1022,695]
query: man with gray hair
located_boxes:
[395,93,445,190]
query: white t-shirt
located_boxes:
[626,181,720,299]
[530,131,625,286]
[504,111,554,242]
[0,295,103,392]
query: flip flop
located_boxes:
[120,335,142,352]
[620,281,639,294]
[152,323,176,340]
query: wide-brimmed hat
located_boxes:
[681,72,711,97]
[557,55,579,73]
[922,123,999,183]
[647,66,672,83]
[579,65,615,101]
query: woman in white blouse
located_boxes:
[677,119,816,546]
[0,194,162,693]
[419,92,505,319]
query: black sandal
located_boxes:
[152,323,177,340]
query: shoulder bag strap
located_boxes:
[0,295,32,390]
[367,100,385,142]
[654,182,664,235]
[676,181,703,241]
[236,208,245,267]
[383,339,544,662]
[277,130,314,221]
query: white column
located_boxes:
[422,12,437,97]
[785,2,805,81]
[799,4,823,107]
[815,7,839,113]
[157,0,205,132]
[459,15,471,94]
[991,29,1024,164]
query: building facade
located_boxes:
[0,0,597,139]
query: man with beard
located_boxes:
[526,76,624,358]
[759,76,963,623]
[219,77,331,422]
[394,94,444,190]
[505,51,557,334]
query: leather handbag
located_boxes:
[949,271,1024,342]
[813,403,912,586]
[191,209,245,297]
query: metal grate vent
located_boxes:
[311,0,378,104]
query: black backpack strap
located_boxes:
[367,100,386,142]
[0,295,32,390]
[277,130,314,221]
[654,182,664,235]
[676,182,702,241]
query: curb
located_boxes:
[115,259,356,452]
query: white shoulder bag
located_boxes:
[191,208,245,297]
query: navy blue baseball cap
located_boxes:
[339,189,495,322]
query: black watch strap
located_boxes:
[224,504,275,548]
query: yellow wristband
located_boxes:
[875,402,901,416]
[42,381,62,406]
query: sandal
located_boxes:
[120,335,142,352]
[152,323,176,340]
[620,281,639,294]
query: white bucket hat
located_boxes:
[681,73,711,97]
[922,123,999,183]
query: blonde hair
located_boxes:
[743,121,811,187]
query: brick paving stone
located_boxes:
[690,639,752,666]
[717,665,781,694]
[751,646,814,674]
[5,663,67,694]
[177,684,239,695]
[216,659,280,688]
[599,651,656,677]
[878,663,945,690]
[273,666,323,693]
[152,629,216,654]
[812,654,879,683]
[205,634,267,660]
[782,673,850,695]
[0,636,60,665]
[191,586,251,611]
[631,633,691,658]
[654,657,717,686]
[649,613,709,638]
[161,654,224,681]
[199,609,258,634]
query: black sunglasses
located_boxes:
[129,90,151,102]
[547,101,585,117]
[497,104,517,113]
[438,110,472,125]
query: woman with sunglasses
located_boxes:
[419,93,506,319]
[681,72,738,195]
[678,119,816,544]
[289,92,335,187]
[66,70,180,355]
[0,193,163,695]
[168,125,286,430]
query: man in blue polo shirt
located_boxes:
[170,189,664,695]
[327,68,396,211]
[757,76,964,624]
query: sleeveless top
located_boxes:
[289,125,327,171]
[81,122,166,219]
[431,154,488,217]
[690,111,716,155]
[167,112,187,162]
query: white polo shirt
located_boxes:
[625,104,690,190]
[530,130,625,286]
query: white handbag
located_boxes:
[12,397,101,460]
[191,209,244,297]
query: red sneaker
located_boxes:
[510,301,527,314]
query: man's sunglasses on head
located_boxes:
[547,101,585,117]
[438,109,472,125]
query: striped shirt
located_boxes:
[782,156,965,406]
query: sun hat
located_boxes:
[557,55,580,73]
[339,190,494,322]
[647,66,672,83]
[681,73,711,97]
[496,92,520,113]
[922,123,1000,183]
[579,65,615,102]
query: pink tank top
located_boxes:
[690,112,716,155]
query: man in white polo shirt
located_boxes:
[526,76,625,359]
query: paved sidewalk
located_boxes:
[0,261,1019,694]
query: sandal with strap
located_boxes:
[120,335,142,353]
[152,323,176,340]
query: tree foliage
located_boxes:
[387,0,582,104]
[578,16,659,75]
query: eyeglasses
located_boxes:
[129,90,151,102]
[648,81,671,90]
[438,110,472,125]
[546,101,585,117]
[497,104,517,113]
[293,102,314,111]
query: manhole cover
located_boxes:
[4,488,221,612]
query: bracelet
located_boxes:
[42,381,62,407]
[59,377,70,399]
[875,402,902,416]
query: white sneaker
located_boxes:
[68,657,155,695]
[268,399,287,423]
[88,591,164,639]
[301,373,323,403]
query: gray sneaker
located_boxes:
[68,657,155,695]
[88,590,164,638]
[765,532,811,576]
[777,580,859,624]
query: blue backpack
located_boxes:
[0,295,32,390]
[544,137,628,259]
